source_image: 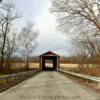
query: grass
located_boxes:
[11,63,39,69]
[0,62,100,77]
[60,63,100,77]
[0,73,6,76]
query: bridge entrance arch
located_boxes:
[39,51,60,71]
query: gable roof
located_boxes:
[39,51,60,57]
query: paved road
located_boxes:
[0,71,100,100]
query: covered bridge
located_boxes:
[39,51,60,71]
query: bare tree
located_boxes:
[5,32,17,72]
[52,0,100,34]
[72,30,100,74]
[0,3,20,72]
[52,0,100,74]
[18,22,39,70]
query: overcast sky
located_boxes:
[3,0,73,56]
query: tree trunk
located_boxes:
[26,57,29,70]
[0,23,9,72]
[0,43,5,72]
[6,54,11,73]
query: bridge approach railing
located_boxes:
[58,69,100,85]
[0,69,40,83]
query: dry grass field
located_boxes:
[0,63,100,77]
[0,63,40,74]
[60,63,100,77]
[11,63,40,69]
[10,63,78,72]
[60,64,78,68]
[12,63,77,69]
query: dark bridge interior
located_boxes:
[42,56,57,71]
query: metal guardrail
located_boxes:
[0,69,40,82]
[58,69,100,84]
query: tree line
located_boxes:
[0,2,39,73]
[52,0,100,73]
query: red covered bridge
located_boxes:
[39,51,60,71]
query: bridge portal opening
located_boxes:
[45,60,53,68]
[39,51,60,71]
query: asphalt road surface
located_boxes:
[0,71,100,100]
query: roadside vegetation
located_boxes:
[60,57,100,77]
[52,0,100,76]
[0,2,39,74]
